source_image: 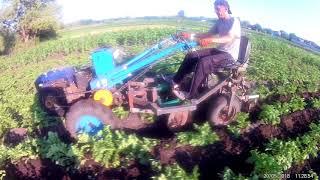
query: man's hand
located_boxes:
[198,38,214,47]
[179,32,191,39]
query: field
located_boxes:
[1,19,320,179]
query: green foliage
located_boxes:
[152,53,185,74]
[74,126,158,168]
[0,28,175,72]
[0,138,38,167]
[227,113,251,136]
[288,96,306,112]
[248,150,283,174]
[140,113,156,123]
[259,96,307,125]
[71,134,92,165]
[248,122,320,175]
[18,2,60,41]
[308,170,318,180]
[222,167,257,180]
[177,123,219,146]
[38,132,77,167]
[259,105,281,125]
[112,106,129,119]
[311,97,320,109]
[247,33,320,97]
[0,170,5,180]
[153,163,199,180]
[274,96,306,115]
[0,28,16,55]
[1,0,60,42]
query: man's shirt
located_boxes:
[209,17,241,61]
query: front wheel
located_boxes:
[208,96,241,126]
[65,99,118,138]
[38,88,67,117]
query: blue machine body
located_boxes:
[35,67,75,90]
[89,36,198,90]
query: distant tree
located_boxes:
[266,28,273,35]
[79,19,95,25]
[289,33,297,41]
[241,20,250,28]
[310,42,317,47]
[262,28,273,35]
[272,31,281,37]
[280,30,289,40]
[0,27,16,54]
[0,0,61,42]
[252,24,262,32]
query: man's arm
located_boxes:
[210,34,235,43]
[194,32,214,39]
[199,18,241,45]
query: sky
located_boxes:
[1,0,319,45]
[55,0,320,45]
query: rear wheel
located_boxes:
[65,99,118,138]
[167,111,192,131]
[209,96,241,126]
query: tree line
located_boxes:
[241,21,320,53]
[0,0,60,55]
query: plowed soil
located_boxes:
[4,94,320,179]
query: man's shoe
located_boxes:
[172,86,189,100]
[172,89,188,100]
[171,80,189,100]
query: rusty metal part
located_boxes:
[127,79,159,110]
[193,78,229,105]
[64,83,86,103]
[150,102,196,116]
[112,92,124,106]
[128,81,148,108]
[150,87,158,102]
[227,85,237,116]
[130,108,154,114]
[48,79,68,88]
[167,111,192,130]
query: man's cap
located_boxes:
[214,0,232,14]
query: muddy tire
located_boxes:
[167,111,192,132]
[65,99,118,138]
[38,88,67,116]
[209,96,241,126]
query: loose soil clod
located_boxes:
[4,128,28,147]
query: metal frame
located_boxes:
[92,36,198,89]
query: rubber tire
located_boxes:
[65,99,118,138]
[166,111,193,132]
[38,88,67,117]
[209,95,241,126]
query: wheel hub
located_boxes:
[44,96,56,109]
[76,115,104,135]
[218,106,236,124]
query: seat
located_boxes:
[223,35,251,71]
[204,36,251,87]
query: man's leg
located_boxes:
[173,48,216,84]
[188,51,234,98]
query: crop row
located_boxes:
[248,122,320,176]
[0,28,176,72]
[247,33,320,97]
